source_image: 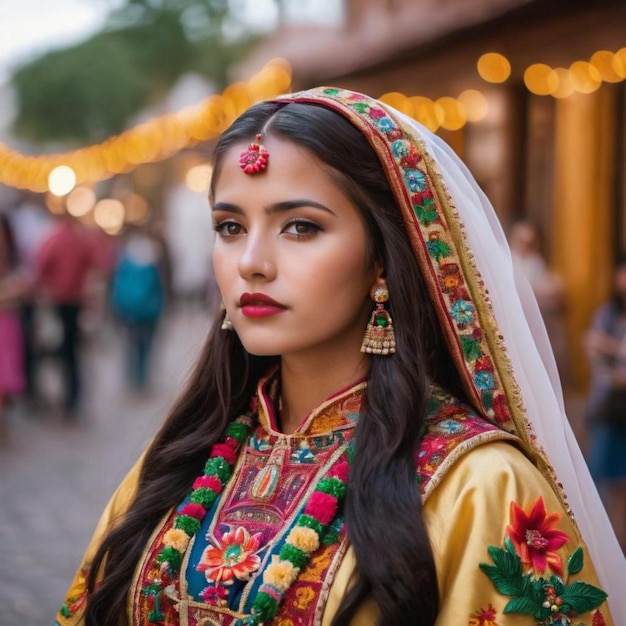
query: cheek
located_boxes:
[291,239,372,302]
[212,246,235,292]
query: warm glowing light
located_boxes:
[186,164,213,193]
[457,89,488,122]
[379,92,414,116]
[45,192,66,215]
[524,64,558,96]
[436,97,466,131]
[613,47,626,79]
[48,165,76,196]
[123,193,149,224]
[66,187,96,217]
[590,50,622,83]
[552,68,575,99]
[477,52,511,83]
[94,198,125,233]
[409,96,444,132]
[569,61,601,94]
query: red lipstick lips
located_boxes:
[239,292,286,318]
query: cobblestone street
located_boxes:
[0,303,212,626]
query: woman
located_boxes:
[56,87,624,625]
[584,255,626,553]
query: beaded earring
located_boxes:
[360,285,396,355]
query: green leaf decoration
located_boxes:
[415,203,438,225]
[461,336,482,361]
[561,581,608,615]
[479,546,524,595]
[503,595,547,620]
[351,102,370,114]
[426,239,451,261]
[568,546,584,576]
[504,535,517,555]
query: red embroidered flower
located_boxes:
[400,146,421,169]
[201,583,229,606]
[368,107,386,119]
[197,526,262,584]
[506,496,569,576]
[469,604,499,626]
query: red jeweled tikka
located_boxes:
[239,134,269,174]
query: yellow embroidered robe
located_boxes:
[55,383,614,626]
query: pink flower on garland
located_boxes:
[304,492,337,525]
[197,526,262,585]
[193,474,222,491]
[328,460,349,483]
[180,503,206,520]
[506,496,569,576]
[210,442,238,465]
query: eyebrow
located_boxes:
[212,199,337,216]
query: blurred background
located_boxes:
[0,0,625,623]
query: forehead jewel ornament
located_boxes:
[239,133,269,174]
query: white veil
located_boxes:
[400,113,626,623]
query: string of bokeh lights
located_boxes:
[1,47,624,234]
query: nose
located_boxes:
[238,231,276,281]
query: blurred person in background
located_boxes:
[583,254,626,553]
[56,87,622,626]
[0,213,30,441]
[7,191,52,407]
[36,213,98,420]
[110,225,167,394]
[508,217,571,390]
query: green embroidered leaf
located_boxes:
[525,575,545,601]
[503,595,548,620]
[568,546,584,576]
[461,336,482,361]
[504,535,517,555]
[479,546,524,595]
[351,102,370,114]
[426,239,451,261]
[561,581,608,615]
[415,203,438,225]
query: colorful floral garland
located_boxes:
[142,411,350,625]
[143,415,253,623]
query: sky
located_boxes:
[0,0,120,84]
[0,0,342,86]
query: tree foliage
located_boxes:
[11,0,258,145]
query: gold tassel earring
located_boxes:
[361,285,396,355]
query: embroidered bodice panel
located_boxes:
[183,378,362,604]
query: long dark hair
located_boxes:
[85,102,465,625]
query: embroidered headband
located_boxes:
[239,133,269,174]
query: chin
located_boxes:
[235,335,282,358]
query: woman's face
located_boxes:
[211,136,382,362]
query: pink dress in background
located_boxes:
[0,310,25,395]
